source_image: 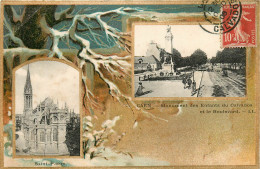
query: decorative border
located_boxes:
[0,1,259,169]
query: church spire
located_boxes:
[24,65,32,94]
[24,65,33,112]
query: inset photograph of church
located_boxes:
[14,60,81,156]
[134,25,246,98]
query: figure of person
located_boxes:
[191,81,197,94]
[136,82,145,96]
[187,77,192,89]
[222,68,228,77]
[234,11,252,43]
[224,69,228,77]
[182,77,187,89]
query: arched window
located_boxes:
[31,130,34,141]
[53,128,58,141]
[47,131,51,141]
[40,131,45,142]
[51,116,58,123]
[33,118,37,124]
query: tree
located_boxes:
[172,48,182,68]
[190,49,207,67]
[210,57,216,65]
[215,50,223,64]
[65,119,80,156]
[212,48,246,70]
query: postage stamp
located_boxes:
[222,4,256,47]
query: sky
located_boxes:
[134,25,222,58]
[15,61,80,114]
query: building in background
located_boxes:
[134,26,175,73]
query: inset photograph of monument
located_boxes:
[14,60,81,156]
[134,25,246,98]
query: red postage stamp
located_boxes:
[222,4,256,47]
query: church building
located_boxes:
[16,65,78,156]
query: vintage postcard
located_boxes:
[0,0,259,168]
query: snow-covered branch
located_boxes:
[4,18,25,47]
[37,7,136,111]
[4,6,167,122]
[54,5,75,21]
[11,6,26,23]
[4,48,51,74]
[83,116,121,159]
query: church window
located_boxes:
[53,128,58,141]
[52,116,58,123]
[40,131,45,142]
[31,130,34,141]
[47,132,51,141]
[33,118,37,124]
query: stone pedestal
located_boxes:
[163,63,174,72]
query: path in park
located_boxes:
[134,71,203,97]
[201,71,246,97]
[135,70,246,97]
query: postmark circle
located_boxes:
[198,0,242,34]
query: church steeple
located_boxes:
[24,65,33,112]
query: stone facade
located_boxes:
[134,55,161,72]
